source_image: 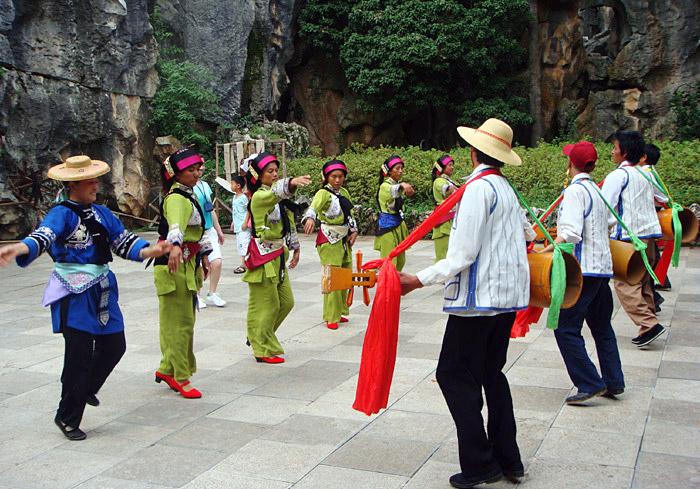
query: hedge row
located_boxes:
[287,140,700,217]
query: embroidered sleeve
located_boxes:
[390,183,403,199]
[163,194,192,245]
[16,207,69,267]
[111,229,149,261]
[303,189,326,223]
[271,178,293,200]
[285,210,301,251]
[303,205,317,224]
[199,231,212,255]
[348,215,358,234]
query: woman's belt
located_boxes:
[376,212,403,236]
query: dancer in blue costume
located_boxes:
[0,155,170,441]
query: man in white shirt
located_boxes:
[400,118,535,489]
[601,131,665,347]
[542,141,624,405]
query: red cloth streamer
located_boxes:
[654,239,674,285]
[353,169,501,416]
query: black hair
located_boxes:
[378,155,403,185]
[231,175,245,188]
[644,143,661,165]
[473,148,505,168]
[432,154,453,181]
[245,152,279,193]
[613,130,645,164]
[322,159,347,184]
[160,148,204,193]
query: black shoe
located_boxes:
[502,465,525,483]
[636,324,667,348]
[565,388,606,405]
[449,470,503,488]
[86,394,100,407]
[632,334,643,345]
[54,416,86,441]
[602,387,624,399]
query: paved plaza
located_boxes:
[0,234,698,489]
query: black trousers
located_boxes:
[57,326,126,428]
[436,312,522,477]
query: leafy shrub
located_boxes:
[671,82,700,141]
[287,140,700,233]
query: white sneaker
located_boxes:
[197,295,207,309]
[207,292,226,307]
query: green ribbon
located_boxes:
[590,183,660,285]
[506,180,574,330]
[641,167,682,267]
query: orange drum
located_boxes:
[658,208,700,244]
[528,252,582,308]
[609,239,646,285]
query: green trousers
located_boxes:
[434,235,449,262]
[374,221,408,271]
[317,241,351,323]
[247,272,294,357]
[157,269,197,382]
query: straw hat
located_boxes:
[457,118,522,166]
[47,155,110,181]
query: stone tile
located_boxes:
[363,410,454,443]
[182,468,291,489]
[633,452,700,489]
[659,360,700,380]
[161,417,267,453]
[506,365,574,389]
[218,439,335,483]
[641,419,700,458]
[650,398,700,428]
[667,327,700,347]
[73,477,172,489]
[654,378,700,403]
[295,465,408,489]
[401,460,460,489]
[663,345,700,363]
[101,444,227,487]
[2,448,120,489]
[517,458,633,489]
[323,434,438,476]
[537,427,641,467]
[509,385,568,421]
[390,378,450,416]
[208,394,309,425]
[552,387,652,436]
[114,398,220,429]
[259,414,364,446]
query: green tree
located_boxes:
[299,0,532,128]
[148,7,220,148]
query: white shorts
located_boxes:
[236,230,251,257]
[205,227,222,262]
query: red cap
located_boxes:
[563,141,598,170]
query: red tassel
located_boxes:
[654,240,673,285]
[511,306,542,338]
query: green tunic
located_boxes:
[306,186,355,323]
[374,177,408,271]
[243,180,297,358]
[432,176,455,262]
[154,183,206,382]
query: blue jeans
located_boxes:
[555,277,625,393]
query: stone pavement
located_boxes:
[0,234,698,489]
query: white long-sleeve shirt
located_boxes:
[557,173,613,277]
[416,164,536,316]
[600,161,662,241]
[640,165,669,205]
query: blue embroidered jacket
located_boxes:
[17,203,149,334]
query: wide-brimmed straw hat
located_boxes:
[457,118,522,166]
[47,155,111,181]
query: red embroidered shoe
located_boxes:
[255,356,285,364]
[327,322,339,330]
[340,317,349,323]
[174,380,202,399]
[155,371,178,392]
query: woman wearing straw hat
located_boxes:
[153,148,212,399]
[0,155,171,440]
[400,119,534,488]
[432,154,459,261]
[302,159,358,330]
[244,152,311,363]
[374,155,415,271]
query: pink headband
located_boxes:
[439,156,454,166]
[173,154,204,171]
[386,157,403,170]
[254,155,278,171]
[323,163,347,176]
